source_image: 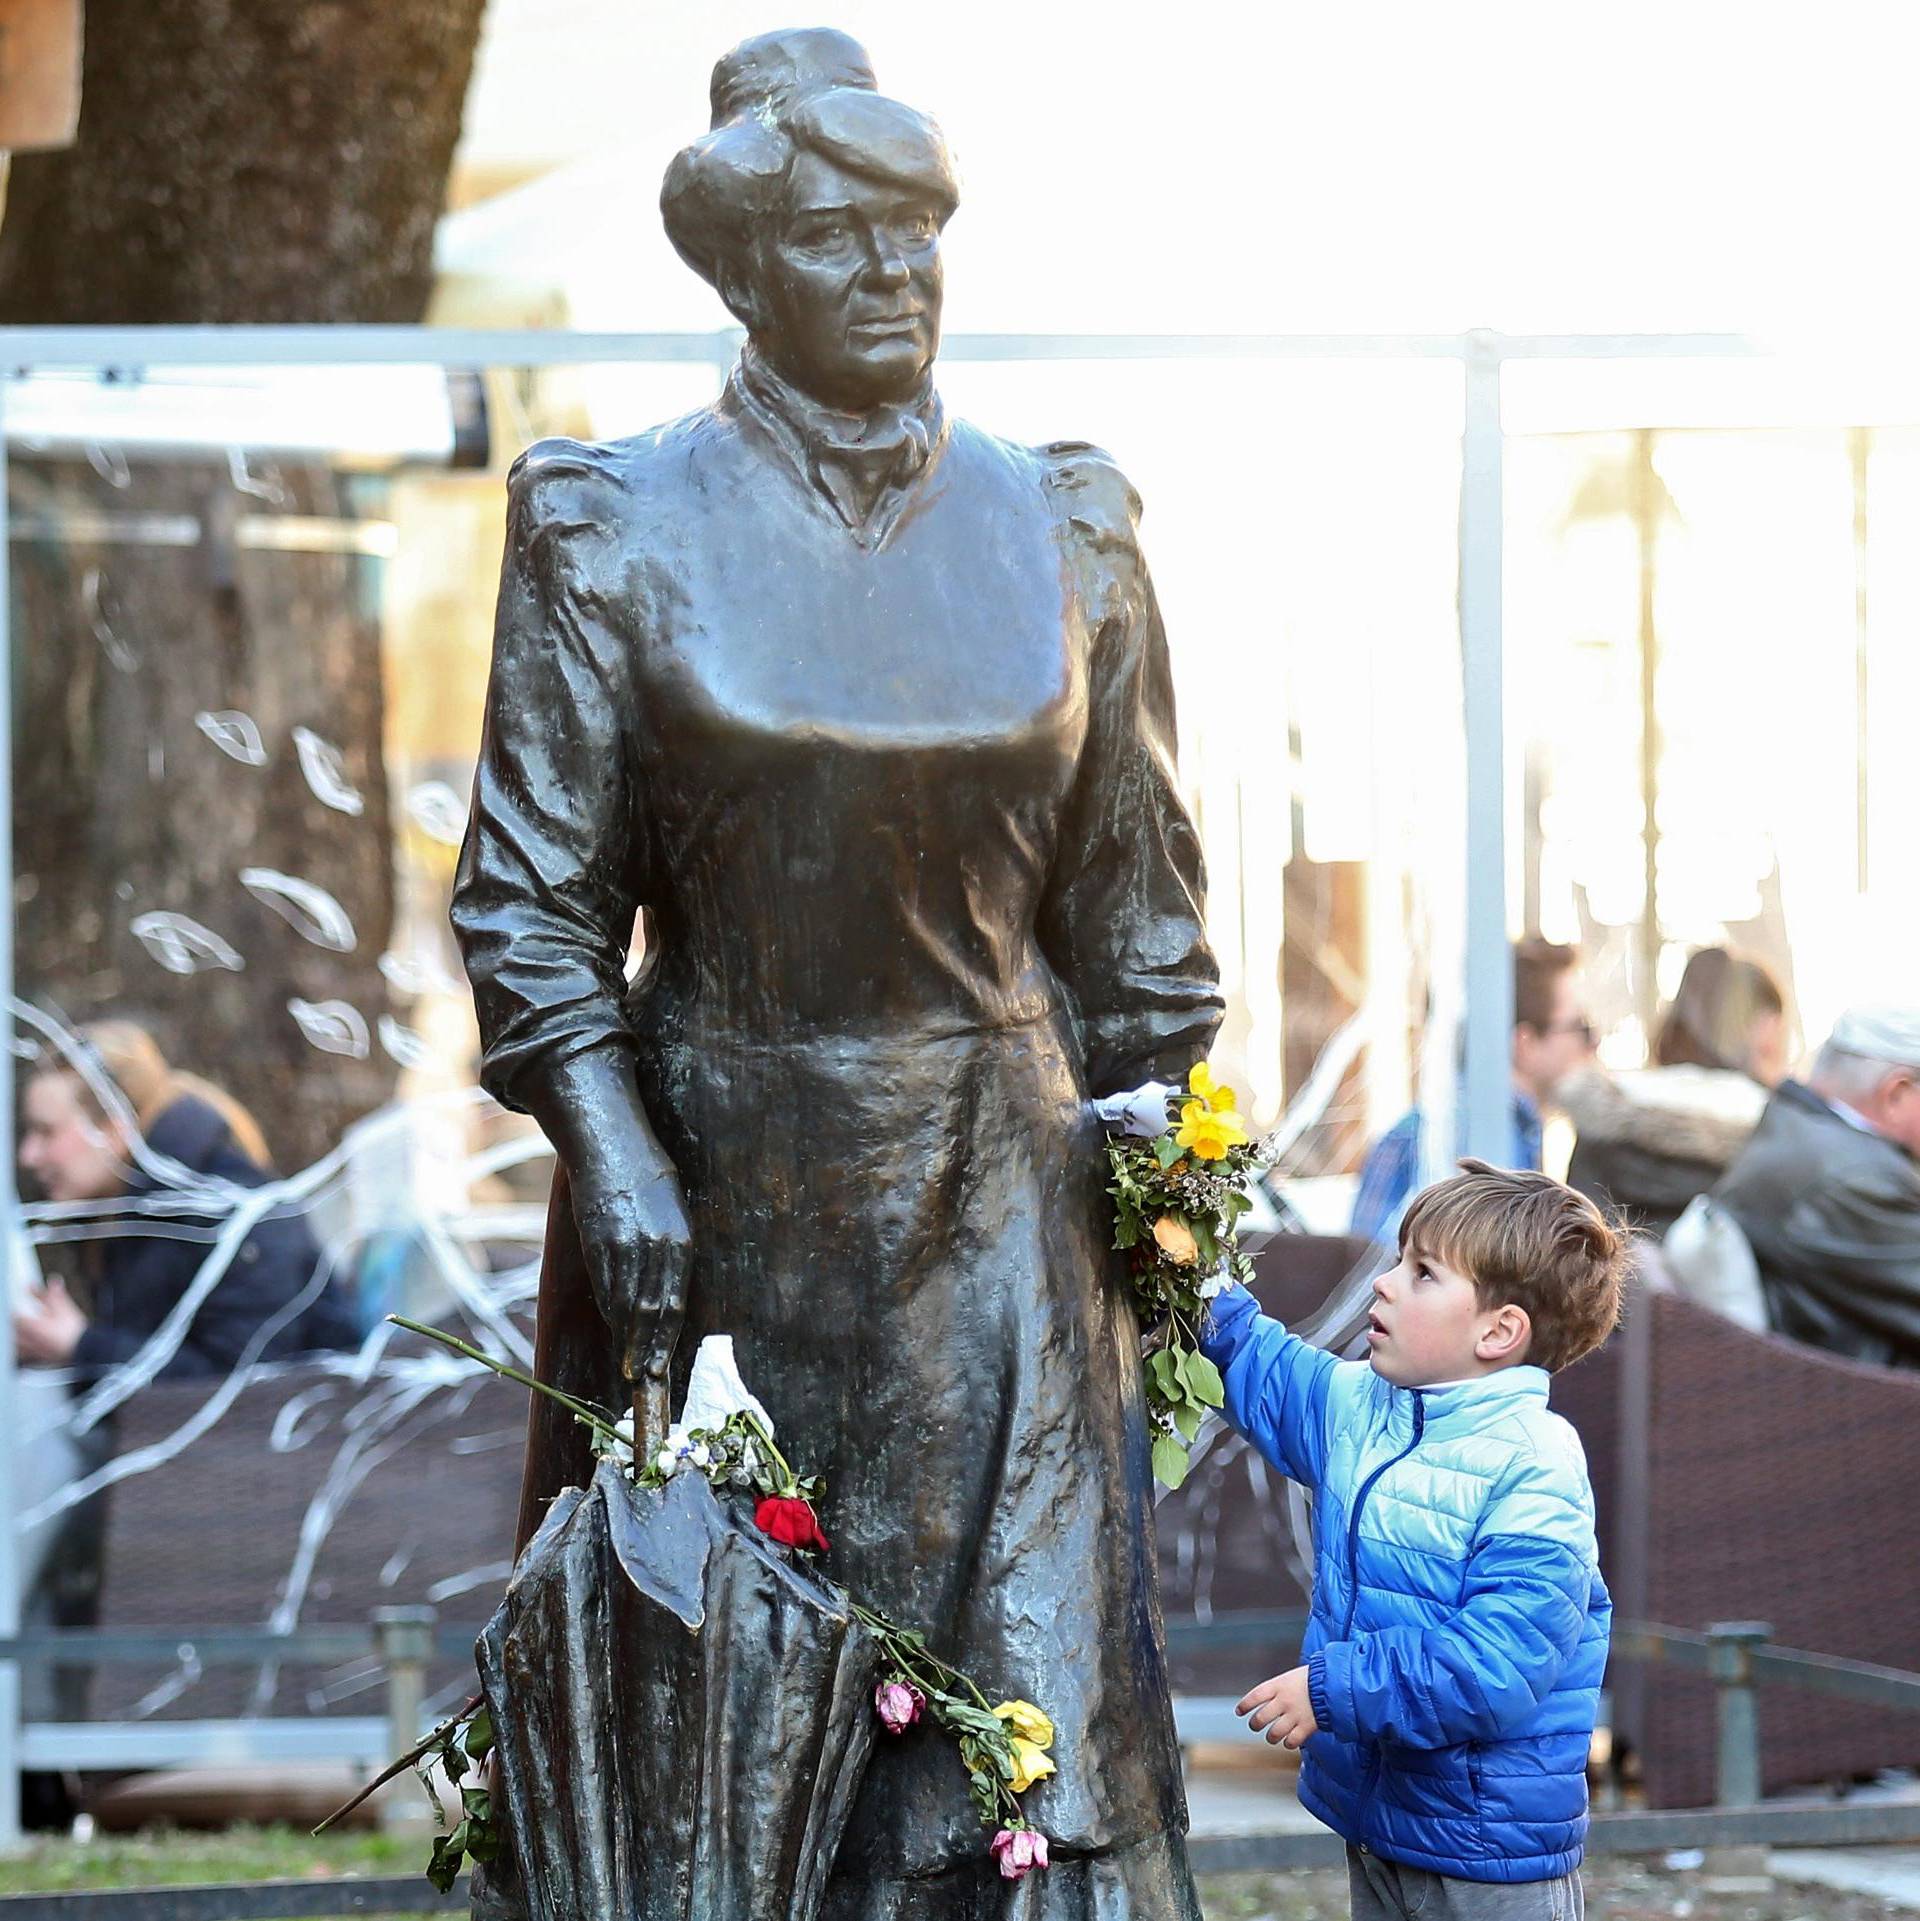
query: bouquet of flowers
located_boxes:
[1104,1062,1270,1489]
[350,1318,1057,1887]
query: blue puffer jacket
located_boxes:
[1199,1285,1609,1883]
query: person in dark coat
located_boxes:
[1713,1005,1920,1367]
[12,1021,361,1379]
[1564,948,1786,1239]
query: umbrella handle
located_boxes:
[633,1375,673,1456]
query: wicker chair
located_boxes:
[1602,1278,1920,1805]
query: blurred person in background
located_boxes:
[1350,939,1591,1244]
[1714,1005,1920,1367]
[11,1020,361,1379]
[1563,947,1788,1238]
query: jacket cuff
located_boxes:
[1309,1644,1348,1740]
[1197,1282,1259,1358]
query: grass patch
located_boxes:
[0,1823,419,1895]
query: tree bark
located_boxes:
[0,0,488,323]
[1,0,488,1165]
[12,454,399,1171]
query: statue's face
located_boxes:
[749,150,945,411]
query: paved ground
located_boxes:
[1186,1764,1920,1916]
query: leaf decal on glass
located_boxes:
[292,727,365,816]
[130,912,246,976]
[194,710,269,767]
[379,1014,432,1069]
[378,949,460,999]
[240,868,357,952]
[406,781,468,846]
[288,998,371,1059]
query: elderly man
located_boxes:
[1714,1005,1920,1366]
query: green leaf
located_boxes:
[464,1708,493,1758]
[1151,1434,1190,1489]
[1184,1352,1226,1408]
[425,1832,465,1895]
[1174,1402,1204,1443]
[461,1787,491,1821]
[1155,1134,1181,1169]
[1148,1348,1181,1405]
[444,1741,469,1787]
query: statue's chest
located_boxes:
[622,461,1087,761]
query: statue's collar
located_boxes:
[730,345,946,549]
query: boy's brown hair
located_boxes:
[1398,1160,1627,1372]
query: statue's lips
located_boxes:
[847,314,923,339]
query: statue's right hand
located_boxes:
[567,1154,693,1392]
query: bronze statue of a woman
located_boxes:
[452,27,1223,1917]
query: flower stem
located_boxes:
[389,1315,617,1439]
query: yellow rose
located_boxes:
[1152,1215,1200,1265]
[1188,1062,1241,1116]
[993,1699,1055,1747]
[1007,1736,1057,1794]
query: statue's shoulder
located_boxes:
[507,414,713,519]
[1034,439,1144,558]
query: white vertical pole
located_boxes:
[1459,334,1513,1164]
[0,369,23,1849]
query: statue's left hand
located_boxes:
[569,1150,694,1391]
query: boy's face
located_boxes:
[1366,1240,1529,1386]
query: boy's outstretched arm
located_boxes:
[1307,1453,1597,1751]
[1198,1284,1343,1486]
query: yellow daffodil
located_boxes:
[1152,1215,1200,1265]
[993,1699,1055,1748]
[1188,1062,1241,1116]
[1175,1099,1250,1162]
[1007,1736,1057,1793]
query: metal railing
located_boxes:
[2,1614,1920,1912]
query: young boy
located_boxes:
[1199,1161,1627,1920]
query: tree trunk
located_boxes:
[0,0,488,323]
[12,454,399,1172]
[1,0,487,1164]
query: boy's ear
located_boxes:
[1478,1302,1532,1366]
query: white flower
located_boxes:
[609,1439,635,1468]
[677,1336,776,1439]
[1093,1080,1177,1139]
[613,1415,635,1444]
[690,1442,711,1469]
[741,1441,760,1478]
[1197,1272,1229,1301]
[654,1447,679,1477]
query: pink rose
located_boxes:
[874,1679,925,1734]
[989,1826,1050,1881]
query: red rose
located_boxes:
[755,1494,830,1554]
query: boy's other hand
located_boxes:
[1236,1665,1319,1749]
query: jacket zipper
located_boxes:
[1342,1389,1426,1851]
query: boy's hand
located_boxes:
[1236,1666,1319,1749]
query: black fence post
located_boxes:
[1706,1621,1772,1887]
[372,1606,436,1830]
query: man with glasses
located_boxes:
[1351,939,1593,1245]
[1715,1005,1920,1367]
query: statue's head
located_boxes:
[662,29,960,412]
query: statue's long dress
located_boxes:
[452,360,1223,1920]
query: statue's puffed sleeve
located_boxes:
[1037,443,1224,1096]
[451,440,649,1113]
